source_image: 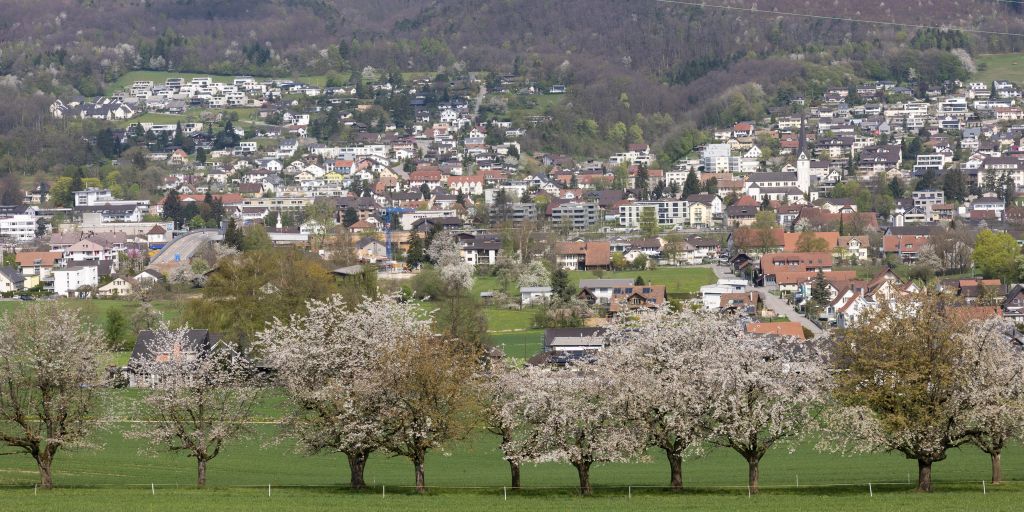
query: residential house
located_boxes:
[0,266,24,293]
[606,284,668,314]
[700,278,750,310]
[458,234,501,266]
[521,286,553,305]
[541,327,606,355]
[745,321,806,340]
[127,329,222,388]
[759,252,833,286]
[719,291,761,316]
[356,237,388,263]
[555,241,611,271]
[98,277,136,297]
[882,234,930,263]
[1003,284,1024,319]
[14,251,63,284]
[53,266,99,297]
[576,279,635,305]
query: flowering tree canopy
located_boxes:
[0,303,106,489]
[597,309,730,490]
[499,364,646,496]
[125,325,262,487]
[258,295,432,488]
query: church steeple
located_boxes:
[798,114,807,155]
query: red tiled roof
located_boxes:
[745,321,806,340]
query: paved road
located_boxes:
[710,264,823,336]
[149,229,223,267]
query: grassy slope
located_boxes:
[975,53,1024,85]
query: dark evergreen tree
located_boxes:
[551,267,576,302]
[223,218,243,249]
[888,177,905,198]
[343,207,359,227]
[682,169,701,196]
[635,165,650,199]
[942,168,967,203]
[163,190,182,229]
[703,177,718,195]
[915,169,937,191]
[70,168,85,195]
[173,122,185,147]
[96,128,120,159]
[406,236,425,267]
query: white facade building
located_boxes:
[53,266,99,297]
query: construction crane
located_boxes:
[381,207,409,261]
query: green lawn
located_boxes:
[506,93,565,117]
[489,330,544,359]
[570,267,716,295]
[115,107,264,128]
[483,308,535,332]
[2,486,1023,511]
[474,268,716,298]
[0,299,182,327]
[975,53,1024,85]
[0,403,1021,511]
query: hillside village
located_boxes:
[3,70,1024,361]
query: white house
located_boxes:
[699,278,749,310]
[53,266,99,297]
[98,277,136,297]
[520,286,553,305]
[577,279,634,305]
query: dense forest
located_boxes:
[1,0,1023,168]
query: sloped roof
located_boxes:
[745,321,806,340]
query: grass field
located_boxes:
[975,53,1024,85]
[4,486,1024,512]
[0,298,182,325]
[570,267,716,295]
[489,330,544,359]
[0,410,1021,511]
[115,107,264,128]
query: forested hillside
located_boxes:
[1,0,1023,166]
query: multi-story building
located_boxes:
[618,200,689,227]
[551,202,600,230]
[912,190,945,208]
[0,214,38,241]
[53,266,99,297]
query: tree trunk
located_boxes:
[575,462,593,496]
[747,456,760,495]
[347,450,369,490]
[991,452,1002,485]
[917,459,933,492]
[508,459,521,489]
[413,454,426,494]
[667,450,683,491]
[37,456,53,490]
[197,458,207,488]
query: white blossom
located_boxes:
[0,303,106,489]
[124,325,261,487]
